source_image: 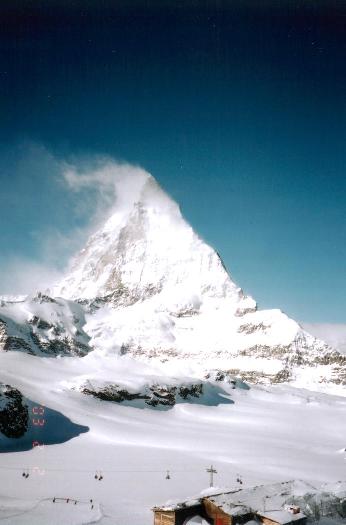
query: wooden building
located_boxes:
[153,492,254,525]
[153,484,308,525]
[153,500,212,525]
[203,493,255,525]
[256,509,307,525]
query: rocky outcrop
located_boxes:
[218,367,292,385]
[0,384,28,438]
[0,318,34,354]
[79,379,232,409]
[204,370,250,389]
[81,381,205,408]
[237,322,268,334]
[0,295,91,357]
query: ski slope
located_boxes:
[0,168,345,524]
[0,350,345,525]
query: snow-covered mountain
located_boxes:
[0,170,345,524]
[46,172,346,391]
[53,173,255,313]
[0,172,344,390]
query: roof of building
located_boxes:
[256,510,306,524]
[153,498,202,512]
[153,487,242,512]
[153,480,311,516]
[205,493,253,516]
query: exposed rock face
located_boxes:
[80,380,232,409]
[0,383,28,438]
[216,367,292,386]
[0,293,91,357]
[204,370,250,389]
[0,318,34,354]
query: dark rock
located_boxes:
[0,384,28,438]
[81,381,206,408]
[238,323,268,335]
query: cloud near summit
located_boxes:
[62,158,151,223]
[0,145,151,295]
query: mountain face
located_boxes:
[0,383,28,439]
[54,174,256,316]
[1,173,345,392]
[0,293,90,356]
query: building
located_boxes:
[153,499,211,525]
[153,482,308,525]
[256,509,307,525]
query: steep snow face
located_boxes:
[54,174,255,315]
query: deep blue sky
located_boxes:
[0,1,345,322]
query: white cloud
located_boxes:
[0,257,62,296]
[61,157,151,228]
[302,322,346,354]
[0,146,152,295]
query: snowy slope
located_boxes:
[0,496,101,525]
[0,350,345,525]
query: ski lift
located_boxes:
[166,470,171,480]
[236,474,242,485]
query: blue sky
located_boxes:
[0,1,345,322]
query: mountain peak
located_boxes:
[3,168,343,391]
[53,173,254,313]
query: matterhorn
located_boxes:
[2,169,335,391]
[0,169,345,392]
